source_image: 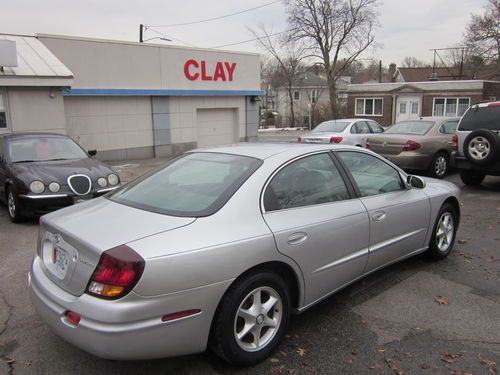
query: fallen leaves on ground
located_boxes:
[441,352,462,364]
[479,353,497,367]
[384,358,405,375]
[270,365,285,373]
[458,239,468,244]
[369,364,382,370]
[434,295,449,305]
[420,363,430,369]
[270,358,280,363]
[296,348,306,357]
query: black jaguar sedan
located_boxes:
[0,132,120,222]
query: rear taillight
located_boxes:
[87,245,145,300]
[329,136,343,144]
[487,101,500,107]
[451,134,458,152]
[402,140,421,151]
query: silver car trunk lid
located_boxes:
[369,135,411,155]
[301,133,337,143]
[38,197,195,296]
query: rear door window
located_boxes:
[367,121,384,133]
[264,153,350,211]
[439,120,459,134]
[458,106,500,131]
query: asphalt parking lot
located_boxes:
[0,141,499,374]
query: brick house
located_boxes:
[347,80,500,126]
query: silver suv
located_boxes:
[452,101,500,186]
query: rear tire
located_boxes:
[427,203,457,260]
[6,186,23,223]
[428,152,449,179]
[210,271,291,366]
[459,170,485,186]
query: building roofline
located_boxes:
[36,33,261,57]
[349,79,500,87]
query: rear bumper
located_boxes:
[29,255,232,360]
[380,153,431,171]
[451,154,500,175]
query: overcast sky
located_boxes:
[0,0,487,67]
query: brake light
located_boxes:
[402,140,421,151]
[329,136,343,144]
[87,245,145,300]
[487,101,500,107]
[451,134,458,151]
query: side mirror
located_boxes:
[88,149,97,157]
[407,175,426,189]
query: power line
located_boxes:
[147,0,281,28]
[146,27,197,47]
[210,30,288,49]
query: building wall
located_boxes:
[64,96,154,160]
[6,88,67,133]
[347,94,393,126]
[483,82,500,101]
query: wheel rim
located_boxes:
[436,212,454,252]
[468,137,490,160]
[434,156,447,177]
[234,286,282,352]
[7,191,16,218]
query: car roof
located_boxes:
[319,118,376,123]
[192,142,359,160]
[396,117,460,123]
[1,132,68,140]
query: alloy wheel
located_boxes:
[468,136,491,161]
[233,286,282,352]
[436,212,454,252]
[7,191,16,219]
[434,155,447,177]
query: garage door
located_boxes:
[196,108,238,148]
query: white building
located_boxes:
[0,33,263,160]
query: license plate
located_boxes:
[305,138,322,143]
[53,247,69,275]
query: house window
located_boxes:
[433,97,470,117]
[293,91,300,101]
[355,98,383,116]
[0,92,7,129]
[489,96,496,101]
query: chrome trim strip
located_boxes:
[313,248,369,274]
[96,186,120,193]
[67,174,92,196]
[19,194,68,199]
[369,228,426,253]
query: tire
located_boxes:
[6,186,23,223]
[427,203,457,260]
[210,271,291,366]
[463,129,499,165]
[459,169,485,186]
[428,152,449,179]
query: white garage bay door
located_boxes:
[196,108,238,148]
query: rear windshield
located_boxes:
[385,121,434,135]
[108,152,262,217]
[458,105,500,131]
[313,121,349,133]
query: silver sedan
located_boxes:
[29,143,460,366]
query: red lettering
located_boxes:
[224,62,236,81]
[184,59,199,80]
[201,61,213,81]
[213,62,226,81]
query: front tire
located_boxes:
[6,186,23,223]
[427,203,457,260]
[459,170,485,186]
[210,271,291,366]
[428,152,449,179]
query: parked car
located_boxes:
[298,118,384,147]
[367,117,460,178]
[29,143,460,366]
[0,132,120,222]
[451,101,500,186]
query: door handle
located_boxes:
[287,232,308,245]
[372,211,386,222]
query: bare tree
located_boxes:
[284,0,379,118]
[252,28,307,126]
[400,56,428,68]
[464,0,499,65]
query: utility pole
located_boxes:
[139,24,144,43]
